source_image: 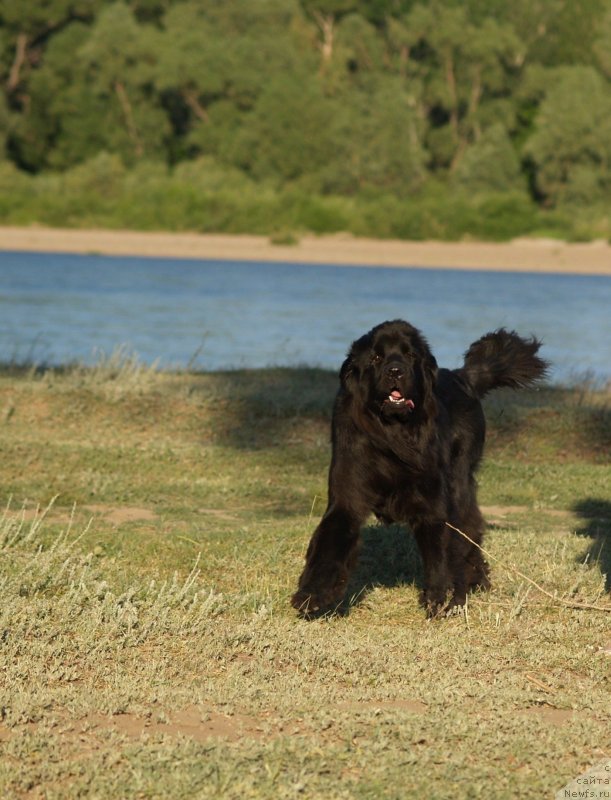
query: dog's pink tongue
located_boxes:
[390,390,403,400]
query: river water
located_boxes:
[1,251,609,384]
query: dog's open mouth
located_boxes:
[386,390,415,409]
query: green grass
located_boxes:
[0,364,609,798]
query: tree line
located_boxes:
[1,0,610,240]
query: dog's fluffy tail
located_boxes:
[462,329,549,398]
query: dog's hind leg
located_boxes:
[412,520,454,617]
[446,503,490,612]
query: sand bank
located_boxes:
[0,226,609,275]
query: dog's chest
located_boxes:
[370,462,445,524]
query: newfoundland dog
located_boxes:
[291,320,548,617]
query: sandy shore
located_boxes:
[0,225,610,275]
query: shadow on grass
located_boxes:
[3,362,609,459]
[483,385,611,460]
[336,524,423,615]
[574,498,611,592]
[198,374,610,460]
[189,367,337,450]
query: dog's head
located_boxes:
[340,320,438,422]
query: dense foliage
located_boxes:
[0,0,610,239]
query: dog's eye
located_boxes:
[371,354,383,364]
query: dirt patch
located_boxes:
[197,507,240,522]
[481,505,572,525]
[86,707,264,743]
[0,706,266,747]
[85,505,158,525]
[336,699,427,715]
[521,707,578,727]
[482,504,531,518]
[2,503,158,528]
[0,700,427,749]
[1,505,74,526]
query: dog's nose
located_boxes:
[386,365,403,378]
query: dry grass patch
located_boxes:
[0,365,609,798]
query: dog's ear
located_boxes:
[419,351,438,414]
[341,331,373,391]
[340,354,358,392]
[412,332,438,391]
[425,352,438,385]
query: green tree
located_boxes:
[0,0,97,100]
[311,11,388,94]
[321,78,428,195]
[155,0,315,162]
[524,66,611,205]
[300,0,358,70]
[222,73,336,183]
[452,123,524,192]
[0,0,103,168]
[68,7,163,166]
[1,0,610,235]
[0,91,8,159]
[71,3,168,163]
[6,3,170,169]
[8,21,91,170]
[433,0,606,68]
[594,1,611,79]
[395,2,522,171]
[525,0,609,68]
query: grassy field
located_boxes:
[0,361,609,799]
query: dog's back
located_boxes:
[437,368,487,474]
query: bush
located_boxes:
[0,154,607,241]
[453,125,526,194]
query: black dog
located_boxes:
[292,320,548,617]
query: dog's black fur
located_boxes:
[291,320,548,617]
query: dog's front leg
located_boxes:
[291,504,364,615]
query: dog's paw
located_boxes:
[469,573,491,592]
[291,587,345,617]
[421,587,451,619]
[290,589,325,617]
[423,598,446,619]
[291,574,347,618]
[444,600,466,617]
